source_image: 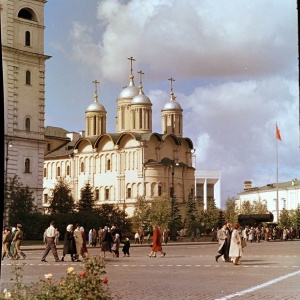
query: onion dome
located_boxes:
[118,74,139,98]
[86,93,106,112]
[162,92,182,110]
[131,86,152,105]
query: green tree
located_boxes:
[238,200,254,214]
[224,196,238,224]
[170,195,182,235]
[77,181,95,211]
[295,207,300,230]
[132,196,151,231]
[5,175,46,239]
[97,204,132,232]
[48,178,75,214]
[184,195,198,235]
[203,200,220,229]
[253,199,269,214]
[149,194,171,229]
[279,209,292,228]
[7,175,39,225]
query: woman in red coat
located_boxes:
[148,225,166,257]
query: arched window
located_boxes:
[18,8,35,20]
[57,166,60,177]
[44,167,47,177]
[25,117,30,131]
[25,31,31,46]
[107,159,111,171]
[95,189,99,201]
[93,115,97,135]
[66,165,70,176]
[80,162,84,173]
[26,70,31,84]
[25,158,30,173]
[139,108,143,129]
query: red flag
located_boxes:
[276,123,282,141]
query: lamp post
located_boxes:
[170,160,179,241]
[4,139,12,226]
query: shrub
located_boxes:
[1,256,115,300]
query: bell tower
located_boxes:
[1,0,50,208]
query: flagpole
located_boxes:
[276,132,279,222]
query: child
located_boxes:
[121,237,130,257]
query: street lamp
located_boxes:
[4,139,12,226]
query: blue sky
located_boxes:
[44,0,299,206]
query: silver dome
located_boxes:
[118,75,139,99]
[86,101,106,112]
[119,86,139,98]
[162,100,182,110]
[131,87,152,105]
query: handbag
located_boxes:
[241,239,247,248]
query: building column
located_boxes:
[204,178,207,209]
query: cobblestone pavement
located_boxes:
[1,240,299,299]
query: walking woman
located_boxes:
[215,223,228,262]
[101,226,114,257]
[229,223,243,265]
[148,225,166,257]
[80,227,89,258]
[61,224,76,262]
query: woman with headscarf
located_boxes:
[80,227,88,258]
[101,226,113,257]
[61,224,76,262]
[229,223,243,265]
[111,233,120,257]
[148,225,166,257]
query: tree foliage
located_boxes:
[224,197,238,224]
[48,179,75,214]
[184,195,198,234]
[132,196,151,230]
[238,200,253,214]
[279,209,293,228]
[77,181,95,211]
[200,199,220,229]
[7,175,39,225]
[97,204,132,232]
[170,195,183,232]
[148,194,171,229]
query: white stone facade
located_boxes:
[237,179,300,222]
[2,0,50,208]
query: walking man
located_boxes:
[41,221,60,262]
[12,224,26,259]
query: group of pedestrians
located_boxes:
[215,221,245,266]
[2,223,26,260]
[100,226,131,258]
[41,221,88,262]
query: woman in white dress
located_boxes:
[229,223,243,265]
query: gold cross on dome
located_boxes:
[138,70,145,86]
[168,77,175,93]
[127,56,136,75]
[92,80,100,94]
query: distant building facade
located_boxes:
[194,169,221,209]
[237,179,300,222]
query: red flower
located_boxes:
[102,277,108,284]
[79,272,85,277]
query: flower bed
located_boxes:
[1,256,114,299]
